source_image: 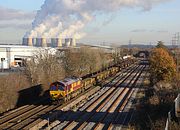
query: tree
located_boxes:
[150,48,176,83]
[62,47,108,77]
[24,48,65,90]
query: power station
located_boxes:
[22,37,76,47]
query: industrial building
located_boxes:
[0,45,38,69]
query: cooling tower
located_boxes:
[22,38,33,46]
[51,38,57,47]
[57,38,62,47]
[36,38,42,47]
[32,38,35,46]
[70,38,76,47]
[41,38,47,47]
[51,38,62,47]
[22,38,28,46]
[65,38,71,47]
[27,38,33,46]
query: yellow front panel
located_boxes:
[50,90,65,100]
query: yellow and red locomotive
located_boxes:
[50,77,82,101]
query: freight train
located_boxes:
[49,58,135,102]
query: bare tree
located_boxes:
[61,47,109,77]
[24,48,65,91]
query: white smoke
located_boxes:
[25,0,172,39]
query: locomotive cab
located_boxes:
[49,77,82,101]
[49,82,66,100]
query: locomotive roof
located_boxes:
[59,77,81,86]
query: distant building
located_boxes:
[0,45,38,69]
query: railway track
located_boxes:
[98,66,146,130]
[26,64,139,130]
[39,65,146,130]
[0,63,137,130]
[62,66,141,130]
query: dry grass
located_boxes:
[0,73,30,113]
[132,72,180,129]
[144,79,150,86]
[149,95,160,105]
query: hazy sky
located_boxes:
[0,0,179,45]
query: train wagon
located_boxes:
[82,77,96,90]
[95,71,107,82]
[110,67,119,75]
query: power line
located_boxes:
[177,32,180,73]
[173,32,180,72]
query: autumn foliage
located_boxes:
[150,48,176,83]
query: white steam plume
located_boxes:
[25,0,172,39]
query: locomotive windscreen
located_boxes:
[58,85,64,91]
[50,85,57,91]
[50,82,65,91]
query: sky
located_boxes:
[0,0,179,45]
